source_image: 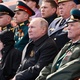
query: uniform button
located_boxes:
[54,38,56,40]
[57,63,59,66]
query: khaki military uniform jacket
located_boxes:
[36,40,80,80]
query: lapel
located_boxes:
[59,40,80,67]
[52,18,70,34]
[51,42,71,72]
[21,41,33,61]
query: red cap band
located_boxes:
[17,5,32,16]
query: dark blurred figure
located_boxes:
[0,4,22,80]
[0,31,22,80]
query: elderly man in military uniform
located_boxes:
[36,8,80,80]
[0,4,14,33]
[14,1,35,51]
[48,0,77,51]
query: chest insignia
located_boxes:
[30,50,35,57]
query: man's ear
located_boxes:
[24,13,29,20]
[7,15,11,22]
[52,8,57,13]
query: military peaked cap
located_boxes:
[58,0,73,3]
[15,1,35,16]
[67,9,80,23]
[0,4,14,17]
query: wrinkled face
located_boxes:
[14,11,29,24]
[0,40,4,51]
[28,19,45,41]
[68,22,80,41]
[0,15,8,27]
[58,1,75,18]
[41,2,56,18]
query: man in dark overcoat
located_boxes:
[12,17,58,80]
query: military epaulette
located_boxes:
[8,27,15,32]
[20,22,24,26]
[1,26,7,32]
[65,40,72,46]
[54,16,62,20]
[2,26,7,31]
[0,30,7,34]
[1,26,9,32]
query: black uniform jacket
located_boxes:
[48,17,70,50]
[45,13,57,25]
[0,43,22,80]
[15,34,58,80]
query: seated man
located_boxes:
[0,31,22,80]
[14,1,35,51]
[36,8,80,80]
[0,4,22,80]
[12,17,58,80]
[48,0,77,51]
[40,0,58,25]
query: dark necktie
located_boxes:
[59,19,66,26]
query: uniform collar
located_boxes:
[18,20,29,27]
[1,24,13,32]
[33,34,48,46]
[69,40,80,45]
[45,13,57,25]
